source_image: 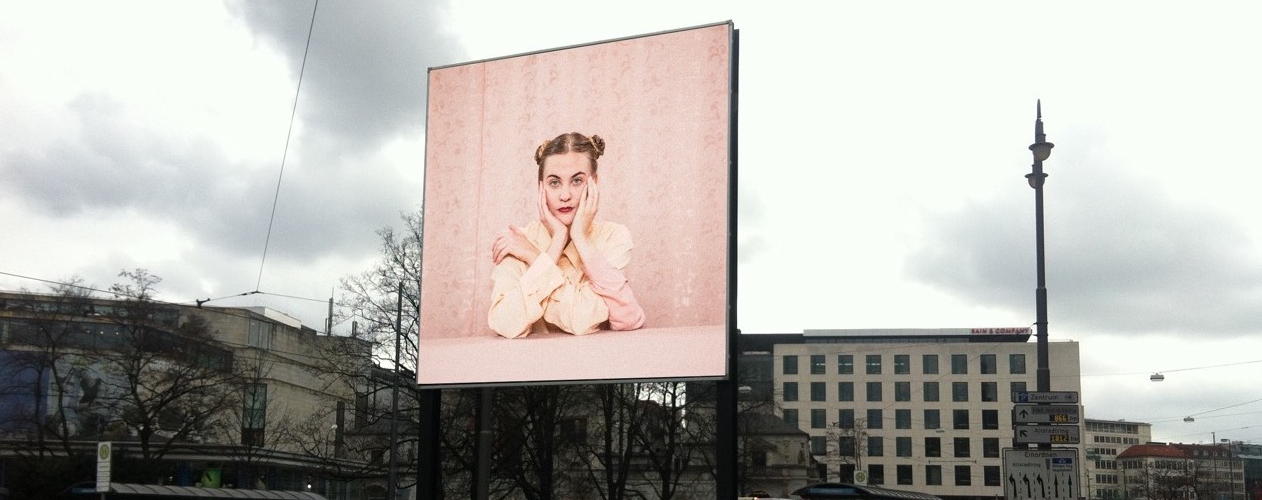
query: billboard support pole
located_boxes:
[716,26,740,500]
[473,387,494,499]
[417,388,442,498]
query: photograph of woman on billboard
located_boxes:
[488,132,647,338]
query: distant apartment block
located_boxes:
[1083,418,1152,500]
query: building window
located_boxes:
[894,381,911,402]
[812,409,827,429]
[783,382,798,401]
[926,465,942,486]
[896,436,912,457]
[247,320,273,350]
[895,409,912,429]
[897,464,914,485]
[1010,381,1027,401]
[866,355,882,374]
[980,354,997,374]
[557,416,588,446]
[951,354,968,374]
[810,354,826,374]
[838,409,855,429]
[894,354,910,374]
[982,409,999,430]
[954,437,970,458]
[922,381,940,402]
[866,382,882,402]
[952,381,969,402]
[923,354,939,374]
[784,355,799,375]
[867,436,883,457]
[981,381,999,402]
[984,465,1002,486]
[783,409,799,428]
[242,383,267,446]
[811,382,827,401]
[867,409,883,429]
[924,409,940,430]
[1010,353,1027,374]
[925,437,941,457]
[811,435,826,455]
[954,465,971,486]
[983,437,1000,458]
[839,436,856,457]
[953,409,969,429]
[838,354,854,374]
[868,464,884,485]
[838,382,854,402]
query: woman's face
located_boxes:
[541,151,595,226]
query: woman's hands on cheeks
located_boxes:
[539,181,569,260]
[570,178,598,243]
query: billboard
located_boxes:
[418,22,734,386]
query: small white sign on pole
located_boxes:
[96,442,112,493]
[852,469,869,486]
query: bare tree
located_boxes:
[636,382,707,500]
[492,385,591,500]
[1126,458,1193,500]
[570,383,646,500]
[95,269,240,476]
[825,418,868,483]
[0,278,99,457]
[218,352,307,488]
[322,211,422,489]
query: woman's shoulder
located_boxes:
[521,220,549,239]
[592,221,631,242]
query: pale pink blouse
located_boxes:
[488,220,646,338]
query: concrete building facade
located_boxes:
[0,290,394,500]
[743,328,1082,500]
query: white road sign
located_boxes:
[1003,448,1080,500]
[96,442,112,493]
[1014,424,1081,445]
[1013,404,1081,424]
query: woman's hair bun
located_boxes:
[534,132,605,168]
[588,135,604,159]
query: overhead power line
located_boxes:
[256,0,320,291]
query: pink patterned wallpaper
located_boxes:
[421,24,732,352]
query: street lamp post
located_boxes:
[1026,100,1054,395]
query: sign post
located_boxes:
[96,442,112,495]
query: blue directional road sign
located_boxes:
[1012,391,1079,404]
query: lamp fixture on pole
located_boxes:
[1027,100,1054,397]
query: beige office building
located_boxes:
[747,328,1082,500]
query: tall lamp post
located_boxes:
[1026,100,1054,397]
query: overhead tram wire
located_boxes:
[256,0,320,292]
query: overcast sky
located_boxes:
[2,1,1260,445]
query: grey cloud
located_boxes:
[908,148,1262,338]
[226,0,465,155]
[1,90,416,266]
[2,1,464,268]
[3,92,230,216]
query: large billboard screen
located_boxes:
[418,22,733,386]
